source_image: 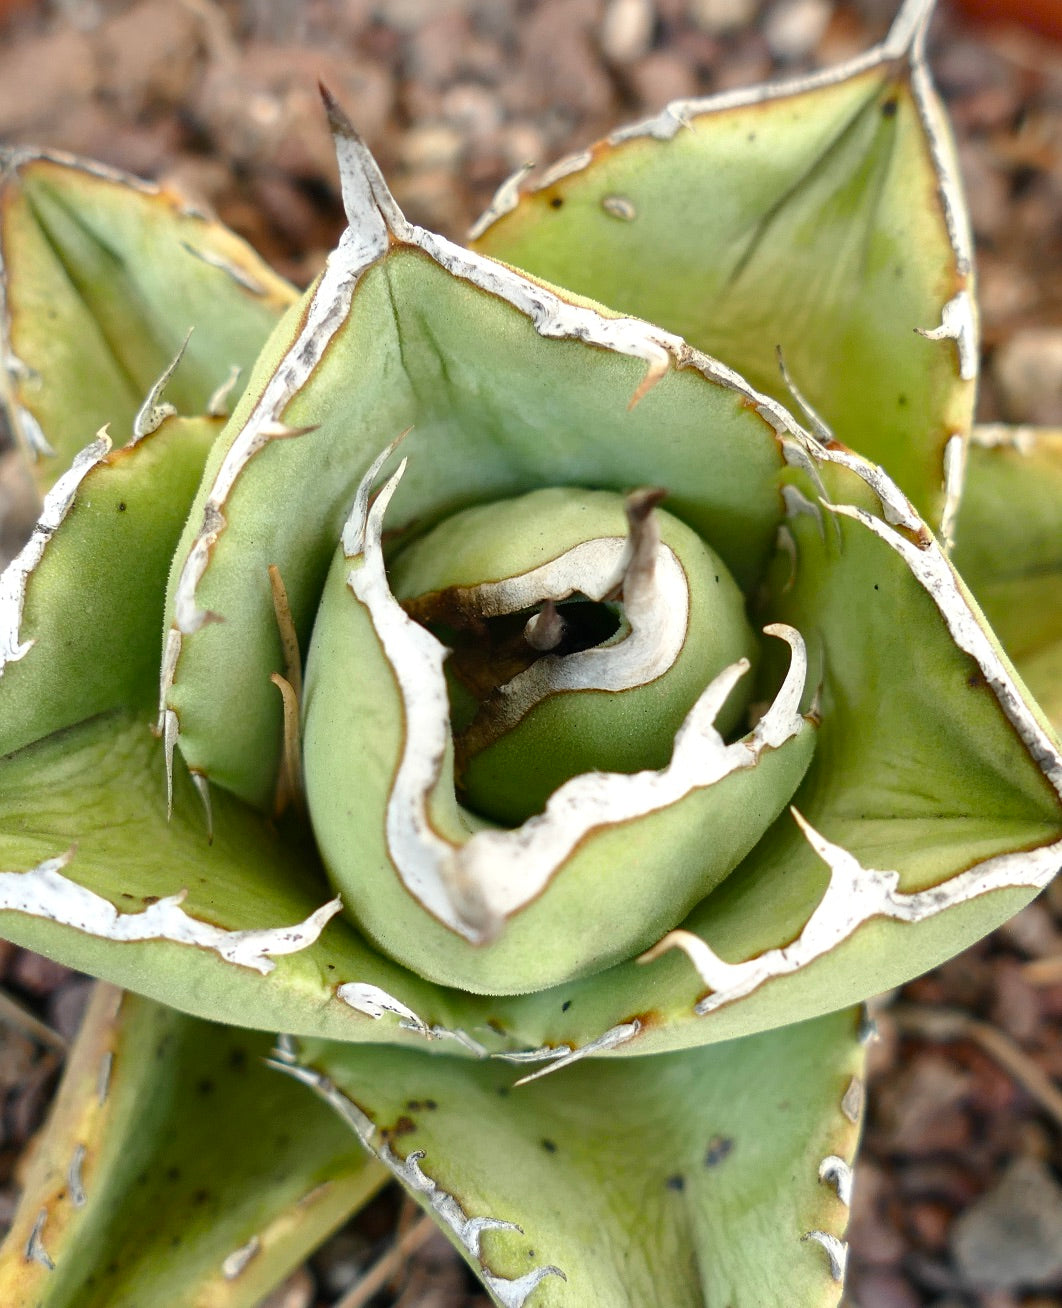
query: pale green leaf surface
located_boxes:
[304,536,816,993]
[291,1006,865,1308]
[0,152,296,480]
[0,709,501,1046]
[0,415,219,758]
[0,984,385,1307]
[166,246,789,809]
[472,41,973,521]
[952,429,1062,730]
[476,452,1062,1054]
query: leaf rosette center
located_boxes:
[301,450,816,994]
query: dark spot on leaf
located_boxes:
[549,196,564,209]
[192,1188,210,1205]
[487,1019,507,1035]
[166,1165,181,1182]
[497,1085,509,1097]
[541,1138,558,1154]
[881,98,898,118]
[327,963,336,970]
[106,1261,119,1274]
[117,502,127,512]
[424,1099,438,1111]
[967,669,985,690]
[898,393,908,406]
[747,132,756,142]
[170,1235,182,1248]
[561,1000,571,1012]
[666,1174,686,1192]
[143,895,160,906]
[196,1078,215,1096]
[389,1115,417,1137]
[528,1249,536,1258]
[873,584,879,591]
[229,1047,247,1071]
[406,1099,423,1111]
[704,1135,734,1167]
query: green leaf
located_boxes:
[284,1006,866,1308]
[0,707,501,1045]
[0,415,219,758]
[476,442,1062,1055]
[952,428,1062,731]
[471,1,973,522]
[0,117,1057,1065]
[0,984,386,1307]
[0,151,296,482]
[162,151,792,811]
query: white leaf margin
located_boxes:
[470,0,972,300]
[270,1038,566,1308]
[640,439,1062,1013]
[0,851,341,975]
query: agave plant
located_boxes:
[0,1,1058,1303]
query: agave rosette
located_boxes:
[0,2,1058,1304]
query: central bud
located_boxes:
[388,487,757,825]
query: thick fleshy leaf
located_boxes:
[471,0,974,522]
[302,476,816,992]
[0,415,219,758]
[0,706,503,1046]
[0,984,385,1307]
[473,439,1062,1057]
[952,427,1062,730]
[280,1006,866,1308]
[161,123,793,812]
[0,112,1055,1064]
[0,150,296,481]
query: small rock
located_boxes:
[691,0,760,35]
[993,327,1062,425]
[763,0,833,61]
[952,1156,1062,1290]
[8,951,73,999]
[93,0,205,115]
[600,0,656,64]
[627,50,700,106]
[440,82,503,140]
[908,1199,952,1253]
[1000,903,1062,959]
[876,1055,972,1154]
[0,25,97,136]
[400,124,465,170]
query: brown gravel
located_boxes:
[0,2,1060,1306]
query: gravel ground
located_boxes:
[0,2,1060,1306]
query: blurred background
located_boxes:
[0,2,1060,1305]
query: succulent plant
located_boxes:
[0,1,1058,1303]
